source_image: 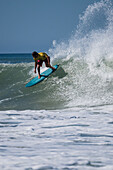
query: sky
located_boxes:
[0,0,100,53]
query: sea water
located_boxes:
[1,0,113,169]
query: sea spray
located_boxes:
[49,0,113,80]
[48,0,113,107]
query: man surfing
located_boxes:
[32,51,55,79]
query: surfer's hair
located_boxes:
[32,51,38,57]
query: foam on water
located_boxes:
[1,105,113,169]
[49,0,113,80]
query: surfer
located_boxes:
[32,51,55,79]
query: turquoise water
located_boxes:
[1,0,113,169]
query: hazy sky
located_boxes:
[0,0,100,53]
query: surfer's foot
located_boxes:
[52,68,56,72]
[52,67,56,70]
[38,75,41,79]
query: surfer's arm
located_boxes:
[46,55,50,64]
[44,53,50,65]
[34,62,37,73]
[37,65,41,79]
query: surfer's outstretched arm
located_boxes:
[34,62,37,73]
[37,64,41,79]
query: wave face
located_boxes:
[1,0,113,110]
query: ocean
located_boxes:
[1,0,113,169]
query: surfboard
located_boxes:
[25,64,59,87]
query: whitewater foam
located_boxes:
[49,0,113,81]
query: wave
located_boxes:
[1,0,113,110]
[1,56,113,110]
[49,0,113,79]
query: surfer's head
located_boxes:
[32,51,38,58]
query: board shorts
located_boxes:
[37,58,49,67]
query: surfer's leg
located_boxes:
[45,57,55,70]
[48,65,56,70]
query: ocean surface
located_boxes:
[1,0,113,169]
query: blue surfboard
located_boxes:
[25,64,59,87]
